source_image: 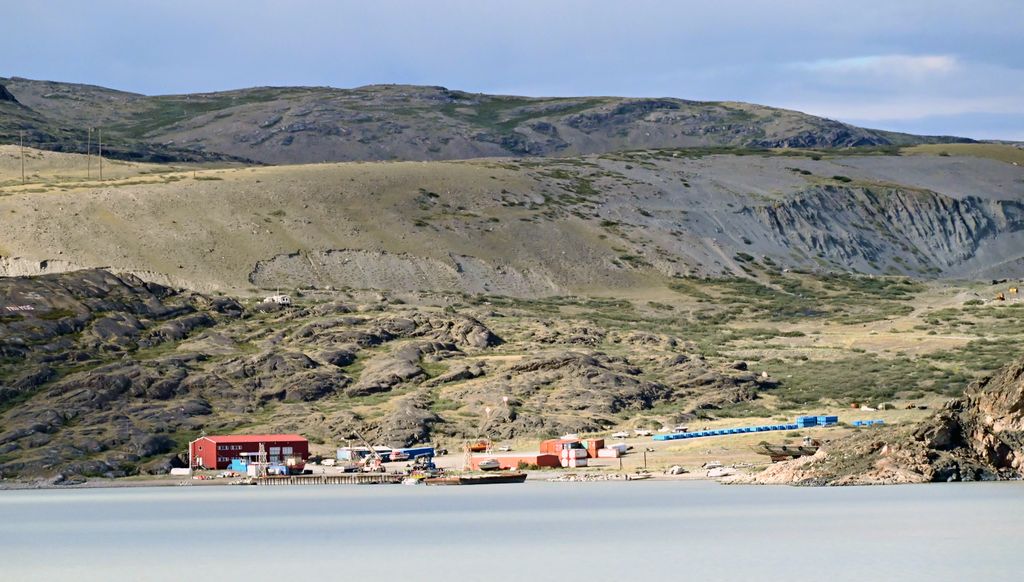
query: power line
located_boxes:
[20,130,25,184]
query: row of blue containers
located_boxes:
[796,415,839,427]
[653,423,800,441]
[652,414,841,442]
[851,419,884,427]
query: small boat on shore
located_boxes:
[424,472,528,486]
[753,443,819,462]
[477,458,502,471]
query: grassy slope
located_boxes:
[902,143,1024,165]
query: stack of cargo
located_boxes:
[796,415,839,427]
[540,437,605,459]
[596,448,620,458]
[795,416,819,428]
[560,448,588,468]
[580,438,605,458]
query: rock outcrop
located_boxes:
[0,83,19,104]
[744,355,1024,485]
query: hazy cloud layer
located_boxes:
[2,0,1021,139]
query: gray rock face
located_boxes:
[746,187,1024,273]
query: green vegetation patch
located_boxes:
[762,353,970,406]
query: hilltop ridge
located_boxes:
[0,77,970,164]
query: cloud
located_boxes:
[765,54,1024,137]
[781,96,1020,121]
[792,54,960,79]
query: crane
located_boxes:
[350,430,386,473]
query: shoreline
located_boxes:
[0,469,714,491]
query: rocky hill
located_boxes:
[0,79,249,164]
[1,77,968,164]
[0,269,774,481]
[743,354,1024,485]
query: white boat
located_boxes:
[478,459,502,471]
[611,431,630,439]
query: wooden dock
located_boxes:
[256,473,404,486]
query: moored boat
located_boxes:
[424,472,528,486]
[753,443,819,457]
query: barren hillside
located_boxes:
[1,146,1022,296]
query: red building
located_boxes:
[189,434,309,470]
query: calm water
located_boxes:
[1,481,1022,581]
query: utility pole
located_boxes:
[98,129,103,181]
[20,130,26,184]
[87,128,92,179]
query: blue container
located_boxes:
[397,446,435,458]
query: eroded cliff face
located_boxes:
[745,187,1024,274]
[744,355,1024,486]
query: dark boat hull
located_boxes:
[424,472,528,486]
[753,444,819,461]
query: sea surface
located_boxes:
[1,480,1022,581]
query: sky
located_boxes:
[3,0,1023,140]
